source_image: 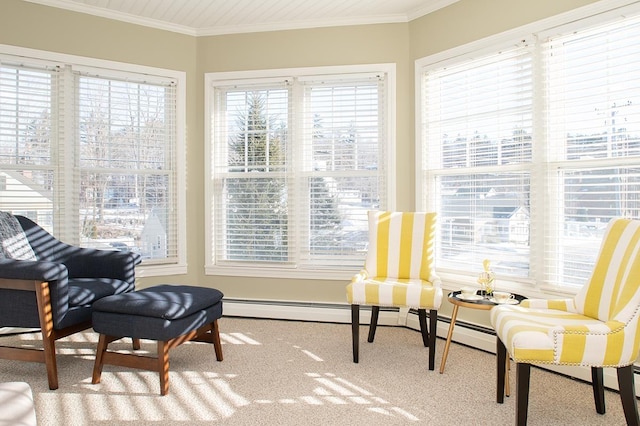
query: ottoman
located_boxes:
[91,285,224,395]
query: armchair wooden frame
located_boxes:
[0,278,140,390]
[0,278,91,390]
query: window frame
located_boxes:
[0,44,187,277]
[204,64,396,280]
[415,0,640,296]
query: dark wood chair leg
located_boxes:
[496,338,506,403]
[591,367,605,414]
[617,365,640,426]
[367,306,379,343]
[351,305,359,363]
[418,309,428,346]
[428,309,437,371]
[516,363,531,426]
[132,338,141,350]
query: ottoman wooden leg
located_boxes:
[92,334,118,384]
[193,320,224,361]
[92,334,106,384]
[212,320,223,361]
[158,340,170,396]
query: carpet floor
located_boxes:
[0,317,633,425]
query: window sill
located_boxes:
[205,264,358,281]
[136,263,188,278]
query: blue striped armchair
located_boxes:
[0,212,140,389]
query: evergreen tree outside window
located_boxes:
[225,89,288,262]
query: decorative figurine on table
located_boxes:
[477,259,495,298]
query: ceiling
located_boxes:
[22,0,459,36]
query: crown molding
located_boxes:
[21,0,460,37]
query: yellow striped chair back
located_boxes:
[574,218,640,325]
[365,211,438,281]
[347,211,442,309]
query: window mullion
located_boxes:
[55,66,79,243]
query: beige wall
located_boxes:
[1,0,599,310]
[409,0,600,60]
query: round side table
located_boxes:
[439,290,526,396]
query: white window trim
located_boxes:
[204,64,396,280]
[0,43,188,277]
[414,0,640,297]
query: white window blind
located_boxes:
[542,14,640,287]
[208,69,389,272]
[422,45,533,278]
[299,75,386,268]
[212,82,291,264]
[419,4,640,290]
[0,61,56,232]
[75,71,178,262]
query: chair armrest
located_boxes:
[0,259,67,282]
[557,320,624,335]
[62,248,140,282]
[429,271,442,287]
[520,298,576,312]
[350,269,369,283]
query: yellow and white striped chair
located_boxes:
[491,218,640,426]
[346,211,442,370]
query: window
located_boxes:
[206,65,394,278]
[0,46,186,274]
[417,2,640,290]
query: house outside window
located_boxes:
[0,46,186,275]
[205,65,394,278]
[417,2,640,291]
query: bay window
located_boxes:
[417,3,640,290]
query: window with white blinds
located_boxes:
[421,45,533,280]
[75,71,179,263]
[542,12,640,287]
[0,63,55,231]
[207,66,392,275]
[0,49,184,269]
[418,3,640,290]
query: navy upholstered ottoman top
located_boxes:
[92,285,224,320]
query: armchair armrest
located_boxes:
[62,248,140,282]
[16,215,140,282]
[0,259,67,282]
